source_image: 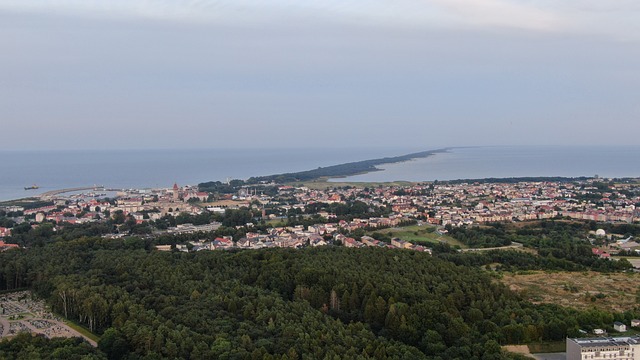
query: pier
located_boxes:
[39,186,106,200]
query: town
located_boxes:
[1,177,640,359]
[1,177,639,257]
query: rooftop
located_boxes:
[570,337,640,347]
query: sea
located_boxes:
[0,147,408,202]
[336,145,640,183]
[1,146,639,202]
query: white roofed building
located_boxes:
[566,337,640,360]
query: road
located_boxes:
[462,242,524,252]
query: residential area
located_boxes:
[1,178,639,257]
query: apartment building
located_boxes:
[566,337,640,360]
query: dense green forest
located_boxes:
[445,221,634,272]
[0,333,105,360]
[1,236,638,359]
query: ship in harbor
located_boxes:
[24,184,39,190]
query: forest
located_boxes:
[1,235,638,359]
[445,221,634,272]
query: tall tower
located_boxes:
[173,183,179,201]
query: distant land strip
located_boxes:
[245,148,450,184]
[444,176,592,184]
[443,176,638,184]
[38,186,100,200]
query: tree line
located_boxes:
[1,236,638,359]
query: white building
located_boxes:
[566,337,640,360]
[614,322,628,332]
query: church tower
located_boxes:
[173,183,180,201]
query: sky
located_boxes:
[1,1,639,150]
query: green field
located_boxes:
[64,319,101,343]
[369,225,467,248]
[612,256,640,269]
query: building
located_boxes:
[566,337,640,360]
[35,212,46,223]
[0,227,11,237]
[614,322,627,332]
[155,245,172,252]
[173,183,180,201]
[631,320,640,328]
[0,241,20,251]
[391,238,412,249]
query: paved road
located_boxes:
[462,242,524,252]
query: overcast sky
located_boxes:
[1,1,639,150]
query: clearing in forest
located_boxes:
[499,270,640,312]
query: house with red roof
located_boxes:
[0,240,19,251]
[592,248,611,259]
[0,227,11,237]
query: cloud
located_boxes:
[4,0,639,40]
[428,0,563,31]
[1,1,639,150]
[5,0,640,40]
[0,0,565,31]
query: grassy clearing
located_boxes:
[370,225,467,248]
[265,218,288,226]
[612,256,640,269]
[63,319,100,343]
[500,270,640,312]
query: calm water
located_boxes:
[337,146,640,182]
[0,147,412,201]
[2,146,639,202]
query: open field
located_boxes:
[369,225,468,248]
[64,319,100,343]
[500,271,640,312]
[612,257,640,269]
[503,342,566,358]
[503,345,533,358]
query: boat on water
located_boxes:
[24,185,39,190]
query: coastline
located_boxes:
[245,148,450,184]
[1,146,435,202]
[0,147,419,202]
[5,145,640,203]
[333,145,640,183]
